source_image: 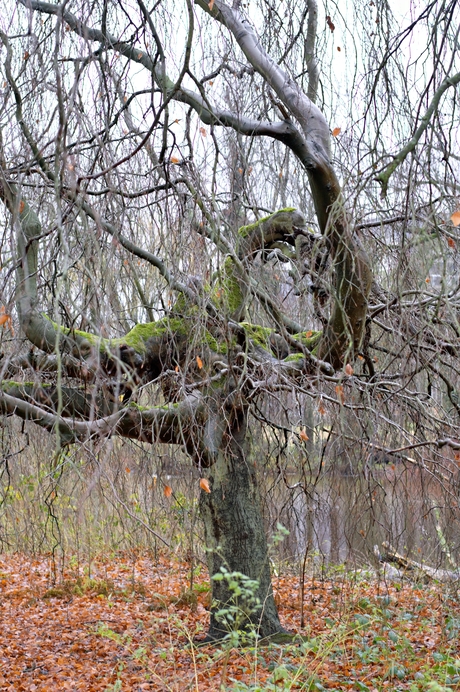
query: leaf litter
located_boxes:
[0,553,459,690]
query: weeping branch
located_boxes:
[376,71,460,195]
[17,0,373,371]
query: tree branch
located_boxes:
[0,385,220,464]
[376,71,460,195]
[19,0,315,167]
[18,0,373,369]
[305,0,319,103]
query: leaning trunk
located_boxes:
[199,411,284,640]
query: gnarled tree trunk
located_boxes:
[199,410,283,640]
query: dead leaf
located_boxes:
[332,127,341,137]
[335,384,345,404]
[19,200,25,214]
[199,478,211,493]
[299,428,309,442]
[451,211,460,227]
[196,355,203,369]
[208,0,215,9]
[448,237,456,248]
[326,15,335,31]
[164,485,172,498]
[199,127,207,137]
[345,363,353,376]
[170,156,179,164]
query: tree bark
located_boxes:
[199,410,284,640]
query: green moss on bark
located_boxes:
[2,380,53,390]
[292,330,322,351]
[238,208,296,238]
[211,256,244,317]
[240,322,273,350]
[283,353,304,363]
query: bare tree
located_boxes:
[0,0,458,640]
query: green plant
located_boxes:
[212,567,262,647]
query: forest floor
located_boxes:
[0,552,460,691]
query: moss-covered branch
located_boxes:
[0,384,221,465]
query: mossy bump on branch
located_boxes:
[237,207,298,239]
[292,330,322,352]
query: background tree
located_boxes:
[0,0,459,640]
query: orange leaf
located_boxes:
[299,428,309,442]
[125,467,131,473]
[199,478,211,493]
[345,363,353,375]
[0,314,10,327]
[196,355,203,369]
[164,485,172,498]
[335,384,345,403]
[170,156,179,164]
[175,365,180,372]
[318,400,326,415]
[451,211,460,227]
[448,237,456,248]
[199,127,207,137]
[208,0,215,9]
[332,127,341,137]
[19,200,25,214]
[305,330,313,338]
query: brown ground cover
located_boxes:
[0,553,459,691]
